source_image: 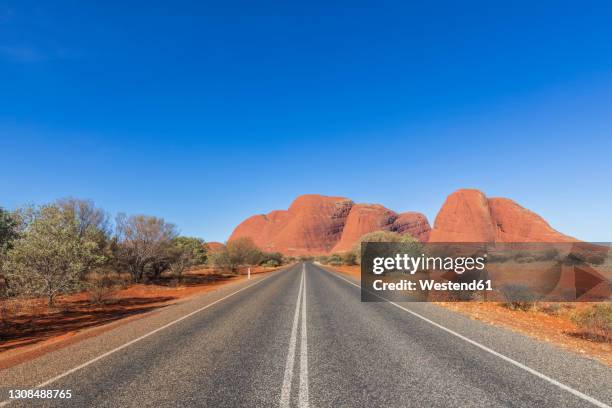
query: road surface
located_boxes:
[1,263,610,407]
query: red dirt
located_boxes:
[0,266,278,369]
[328,265,611,366]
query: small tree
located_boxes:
[115,214,178,282]
[0,207,19,297]
[0,208,19,253]
[210,237,262,273]
[6,205,104,306]
[168,237,208,281]
[55,198,111,276]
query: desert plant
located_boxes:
[0,207,19,253]
[167,237,208,281]
[209,238,263,274]
[5,204,105,306]
[537,303,563,316]
[571,304,612,342]
[351,231,420,264]
[86,270,121,304]
[115,214,178,282]
[315,255,329,264]
[259,252,283,267]
[341,251,358,266]
[499,284,537,311]
[0,208,19,296]
[327,253,343,266]
[0,297,24,329]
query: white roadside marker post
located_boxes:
[248,267,251,279]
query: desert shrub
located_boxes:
[209,238,263,274]
[115,214,179,282]
[166,237,208,282]
[537,303,562,316]
[327,253,342,266]
[500,284,537,311]
[0,209,19,289]
[86,270,120,304]
[342,251,358,266]
[315,255,329,264]
[516,256,536,264]
[259,252,283,267]
[571,304,612,342]
[351,231,420,264]
[0,297,24,329]
[5,204,106,306]
[88,285,116,304]
[261,259,280,268]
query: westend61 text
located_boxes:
[372,279,493,292]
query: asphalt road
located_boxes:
[1,263,610,407]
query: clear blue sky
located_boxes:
[1,1,611,242]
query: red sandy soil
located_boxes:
[0,266,279,369]
[329,265,611,366]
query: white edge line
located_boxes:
[299,264,309,408]
[279,266,304,408]
[0,271,279,407]
[318,265,611,408]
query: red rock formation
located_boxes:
[488,198,575,242]
[229,189,572,255]
[229,194,431,255]
[331,204,397,253]
[229,210,289,251]
[204,241,226,252]
[390,212,431,242]
[429,189,574,242]
[229,195,354,255]
[272,195,353,254]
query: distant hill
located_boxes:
[227,190,573,255]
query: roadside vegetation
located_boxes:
[0,199,289,339]
[316,230,419,267]
[571,304,612,342]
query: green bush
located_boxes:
[341,251,357,266]
[260,252,283,267]
[327,253,342,266]
[315,255,329,264]
[261,259,280,268]
[351,231,420,264]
